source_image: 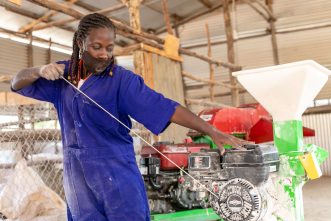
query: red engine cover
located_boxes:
[198,103,315,143]
[141,143,210,170]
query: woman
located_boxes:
[11,13,246,221]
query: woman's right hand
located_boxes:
[39,63,65,80]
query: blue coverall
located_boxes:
[13,61,179,221]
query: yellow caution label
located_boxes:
[298,152,322,180]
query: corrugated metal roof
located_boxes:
[1,0,331,108]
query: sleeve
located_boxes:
[11,60,69,104]
[119,70,180,135]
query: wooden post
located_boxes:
[222,0,239,106]
[174,18,188,106]
[47,38,52,64]
[124,0,142,32]
[122,0,144,76]
[205,23,215,102]
[17,105,26,158]
[161,0,173,35]
[29,104,35,130]
[182,71,238,89]
[185,98,230,108]
[242,0,269,21]
[19,0,78,33]
[27,31,33,67]
[266,0,279,64]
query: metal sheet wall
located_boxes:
[303,113,331,176]
[0,38,27,78]
[0,37,69,92]
[179,0,331,109]
[0,39,69,74]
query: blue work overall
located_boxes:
[13,61,179,221]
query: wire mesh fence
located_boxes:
[0,100,153,220]
[0,102,63,220]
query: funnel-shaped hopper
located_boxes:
[233,60,330,121]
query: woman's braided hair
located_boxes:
[69,13,116,83]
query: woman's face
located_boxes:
[80,27,115,74]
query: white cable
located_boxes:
[61,76,220,200]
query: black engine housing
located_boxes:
[222,144,279,186]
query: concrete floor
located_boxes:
[303,176,331,221]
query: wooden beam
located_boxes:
[266,0,279,64]
[27,31,33,67]
[142,0,163,14]
[0,0,75,32]
[186,98,231,108]
[115,43,141,56]
[47,38,52,63]
[74,0,99,11]
[0,0,39,18]
[31,0,160,42]
[184,20,331,49]
[223,0,239,106]
[19,0,78,33]
[27,0,240,71]
[161,0,173,35]
[19,11,57,33]
[174,17,188,106]
[27,0,84,19]
[180,48,241,70]
[242,0,268,21]
[304,105,331,115]
[198,0,213,8]
[122,0,144,76]
[32,17,76,31]
[122,0,142,32]
[191,89,247,99]
[155,3,223,34]
[141,0,182,33]
[205,23,215,101]
[0,27,71,49]
[253,0,276,21]
[97,3,127,15]
[182,71,239,89]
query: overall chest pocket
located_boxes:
[80,97,119,132]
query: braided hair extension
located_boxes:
[69,13,116,85]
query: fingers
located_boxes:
[39,63,64,81]
[219,147,225,155]
[54,63,65,74]
[213,133,247,154]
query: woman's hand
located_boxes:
[170,106,253,155]
[39,63,65,80]
[208,127,252,155]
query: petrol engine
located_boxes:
[139,142,279,221]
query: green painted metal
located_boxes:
[193,136,218,149]
[192,134,245,150]
[273,120,305,221]
[273,120,304,154]
[151,208,223,221]
[305,144,329,164]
